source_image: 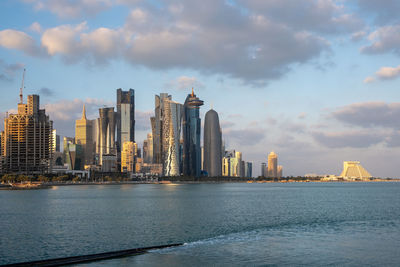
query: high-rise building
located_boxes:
[182,89,204,177]
[65,143,83,170]
[268,151,278,178]
[203,109,222,177]
[1,94,53,173]
[52,129,60,152]
[277,165,283,178]
[98,107,116,164]
[117,89,135,153]
[121,141,136,172]
[222,157,230,176]
[245,162,253,178]
[162,99,183,176]
[143,133,153,164]
[151,93,171,164]
[261,163,267,177]
[75,104,94,166]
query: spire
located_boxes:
[81,104,86,120]
[191,87,194,97]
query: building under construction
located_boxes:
[1,94,53,174]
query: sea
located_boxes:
[1,182,399,266]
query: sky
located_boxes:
[0,0,400,178]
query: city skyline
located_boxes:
[1,1,400,177]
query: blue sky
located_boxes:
[1,0,400,177]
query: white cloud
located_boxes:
[361,25,400,55]
[26,0,112,18]
[165,76,205,91]
[0,29,42,56]
[7,0,365,84]
[29,22,42,33]
[376,65,400,79]
[363,76,375,83]
[364,65,400,83]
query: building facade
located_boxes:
[268,151,278,178]
[121,141,136,172]
[1,94,53,174]
[203,109,222,177]
[75,104,94,166]
[98,107,116,165]
[116,89,135,154]
[162,99,183,176]
[182,89,204,177]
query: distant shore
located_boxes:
[1,178,399,190]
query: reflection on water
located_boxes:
[1,183,400,266]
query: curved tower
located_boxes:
[204,109,222,177]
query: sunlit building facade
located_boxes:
[1,94,53,174]
[75,104,94,166]
[268,151,278,178]
[162,99,183,176]
[340,161,371,180]
[121,141,136,172]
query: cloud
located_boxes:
[356,0,400,25]
[135,110,152,131]
[24,0,112,19]
[44,98,113,136]
[312,130,383,148]
[363,76,375,83]
[375,65,400,80]
[38,87,54,96]
[351,31,366,42]
[165,76,205,91]
[332,102,400,129]
[7,0,366,84]
[0,60,25,82]
[361,25,400,55]
[29,22,42,33]
[364,65,400,83]
[223,128,266,146]
[0,29,43,56]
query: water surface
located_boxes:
[1,182,399,266]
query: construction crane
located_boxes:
[19,68,25,104]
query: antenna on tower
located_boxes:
[19,68,25,104]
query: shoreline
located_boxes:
[1,179,399,190]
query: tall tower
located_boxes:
[150,93,171,164]
[98,107,116,164]
[268,151,278,178]
[75,104,94,167]
[162,99,183,176]
[116,89,135,150]
[1,94,53,173]
[204,109,222,177]
[182,89,204,177]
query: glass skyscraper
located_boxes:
[182,89,204,177]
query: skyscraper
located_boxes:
[162,99,183,176]
[203,109,222,177]
[98,107,116,165]
[182,89,204,177]
[151,93,171,164]
[52,129,60,152]
[143,133,153,164]
[1,94,53,173]
[116,89,135,151]
[121,141,136,172]
[261,162,267,177]
[268,151,278,178]
[75,104,94,166]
